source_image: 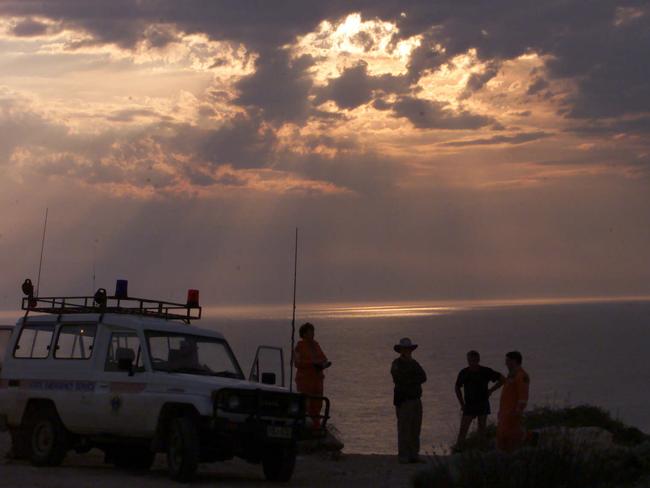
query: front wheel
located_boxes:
[262,445,297,482]
[29,411,68,466]
[166,416,200,482]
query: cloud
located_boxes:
[314,61,410,110]
[392,96,494,130]
[1,1,648,131]
[9,17,52,37]
[235,50,315,124]
[0,95,70,163]
[526,77,549,95]
[460,61,500,99]
[440,131,550,147]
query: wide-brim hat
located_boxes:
[394,337,418,353]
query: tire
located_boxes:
[166,416,200,482]
[110,446,155,470]
[262,445,297,482]
[28,409,68,466]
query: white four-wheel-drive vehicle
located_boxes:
[0,283,329,482]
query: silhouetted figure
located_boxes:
[391,337,427,463]
[496,351,530,452]
[294,322,331,429]
[454,350,504,450]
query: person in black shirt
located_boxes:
[391,337,427,463]
[454,350,504,450]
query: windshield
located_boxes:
[145,332,244,379]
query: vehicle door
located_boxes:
[48,323,98,432]
[94,328,152,436]
[249,345,285,387]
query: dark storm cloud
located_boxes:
[2,1,649,129]
[385,1,650,126]
[197,115,277,169]
[392,96,494,130]
[9,18,51,37]
[234,51,315,124]
[315,62,410,110]
[440,131,550,147]
[0,0,351,50]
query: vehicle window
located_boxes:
[105,331,145,372]
[0,327,13,369]
[14,324,54,359]
[54,324,96,359]
[146,332,243,379]
[0,327,13,367]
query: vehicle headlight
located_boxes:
[288,400,301,416]
[227,395,241,410]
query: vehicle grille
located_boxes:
[214,388,304,419]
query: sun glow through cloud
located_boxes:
[294,13,422,81]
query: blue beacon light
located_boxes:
[115,279,129,299]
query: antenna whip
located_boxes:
[289,227,298,392]
[36,208,48,297]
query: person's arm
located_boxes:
[415,361,427,384]
[316,342,328,362]
[455,372,465,408]
[313,342,331,369]
[391,359,409,384]
[515,372,530,415]
[488,371,506,396]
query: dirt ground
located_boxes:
[0,433,426,488]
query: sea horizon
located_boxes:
[2,294,650,322]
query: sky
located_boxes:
[0,0,649,310]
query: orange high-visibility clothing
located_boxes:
[497,367,530,452]
[294,339,328,428]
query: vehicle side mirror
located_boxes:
[261,372,276,385]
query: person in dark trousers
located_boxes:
[391,337,427,464]
[454,350,504,450]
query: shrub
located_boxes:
[420,406,650,488]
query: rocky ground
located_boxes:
[0,432,426,488]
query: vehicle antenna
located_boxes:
[289,227,298,392]
[92,238,97,292]
[35,207,48,297]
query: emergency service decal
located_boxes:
[23,380,96,392]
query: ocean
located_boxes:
[1,299,649,455]
[205,299,650,454]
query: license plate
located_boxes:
[266,425,293,439]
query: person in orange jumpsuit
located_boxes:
[294,322,331,429]
[497,350,530,452]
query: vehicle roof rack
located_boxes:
[21,295,201,322]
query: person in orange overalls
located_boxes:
[294,322,331,429]
[496,350,530,452]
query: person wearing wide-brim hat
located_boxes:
[391,337,427,463]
